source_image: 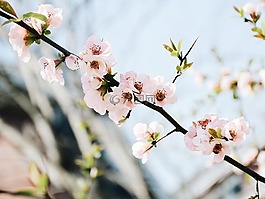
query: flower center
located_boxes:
[134,81,143,93]
[122,92,133,103]
[90,60,99,69]
[91,44,102,55]
[198,119,211,130]
[213,143,222,154]
[229,130,237,139]
[156,89,166,101]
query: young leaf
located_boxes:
[44,29,51,35]
[163,44,173,53]
[154,133,160,139]
[183,62,193,71]
[22,12,48,24]
[147,138,153,142]
[14,189,38,196]
[25,37,35,46]
[170,38,177,51]
[0,0,18,18]
[1,18,22,26]
[37,174,49,194]
[176,65,182,72]
[170,50,179,57]
[29,162,42,186]
[177,39,182,51]
[208,128,218,138]
[233,6,240,13]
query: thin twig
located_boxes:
[172,37,198,83]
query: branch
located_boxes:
[224,155,265,183]
[134,97,187,134]
[135,97,265,184]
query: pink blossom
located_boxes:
[133,122,164,141]
[211,139,230,163]
[184,114,249,163]
[259,68,265,87]
[132,142,151,164]
[65,54,86,70]
[237,71,253,96]
[220,75,232,91]
[85,35,111,60]
[80,58,108,77]
[192,129,211,154]
[120,71,153,95]
[8,25,31,62]
[83,89,107,115]
[37,4,62,28]
[81,74,102,93]
[243,2,259,15]
[222,117,251,143]
[107,105,130,124]
[260,0,265,9]
[38,57,64,86]
[150,76,176,106]
[184,125,199,151]
[108,84,135,109]
[133,123,148,140]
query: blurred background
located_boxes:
[1,0,265,198]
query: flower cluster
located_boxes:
[234,1,265,40]
[211,68,265,98]
[9,4,62,62]
[184,114,251,162]
[60,35,176,124]
[132,122,164,164]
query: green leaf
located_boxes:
[176,65,182,72]
[170,38,177,51]
[14,189,38,196]
[240,9,244,18]
[251,27,262,34]
[208,128,217,138]
[154,133,160,139]
[183,62,193,71]
[147,138,153,142]
[44,29,51,35]
[163,44,173,53]
[22,12,48,24]
[25,37,34,46]
[1,18,22,26]
[35,39,41,44]
[177,39,182,51]
[37,174,49,193]
[29,162,42,186]
[260,19,265,35]
[170,50,179,57]
[216,128,222,138]
[0,0,18,18]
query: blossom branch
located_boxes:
[1,4,265,192]
[134,98,265,184]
